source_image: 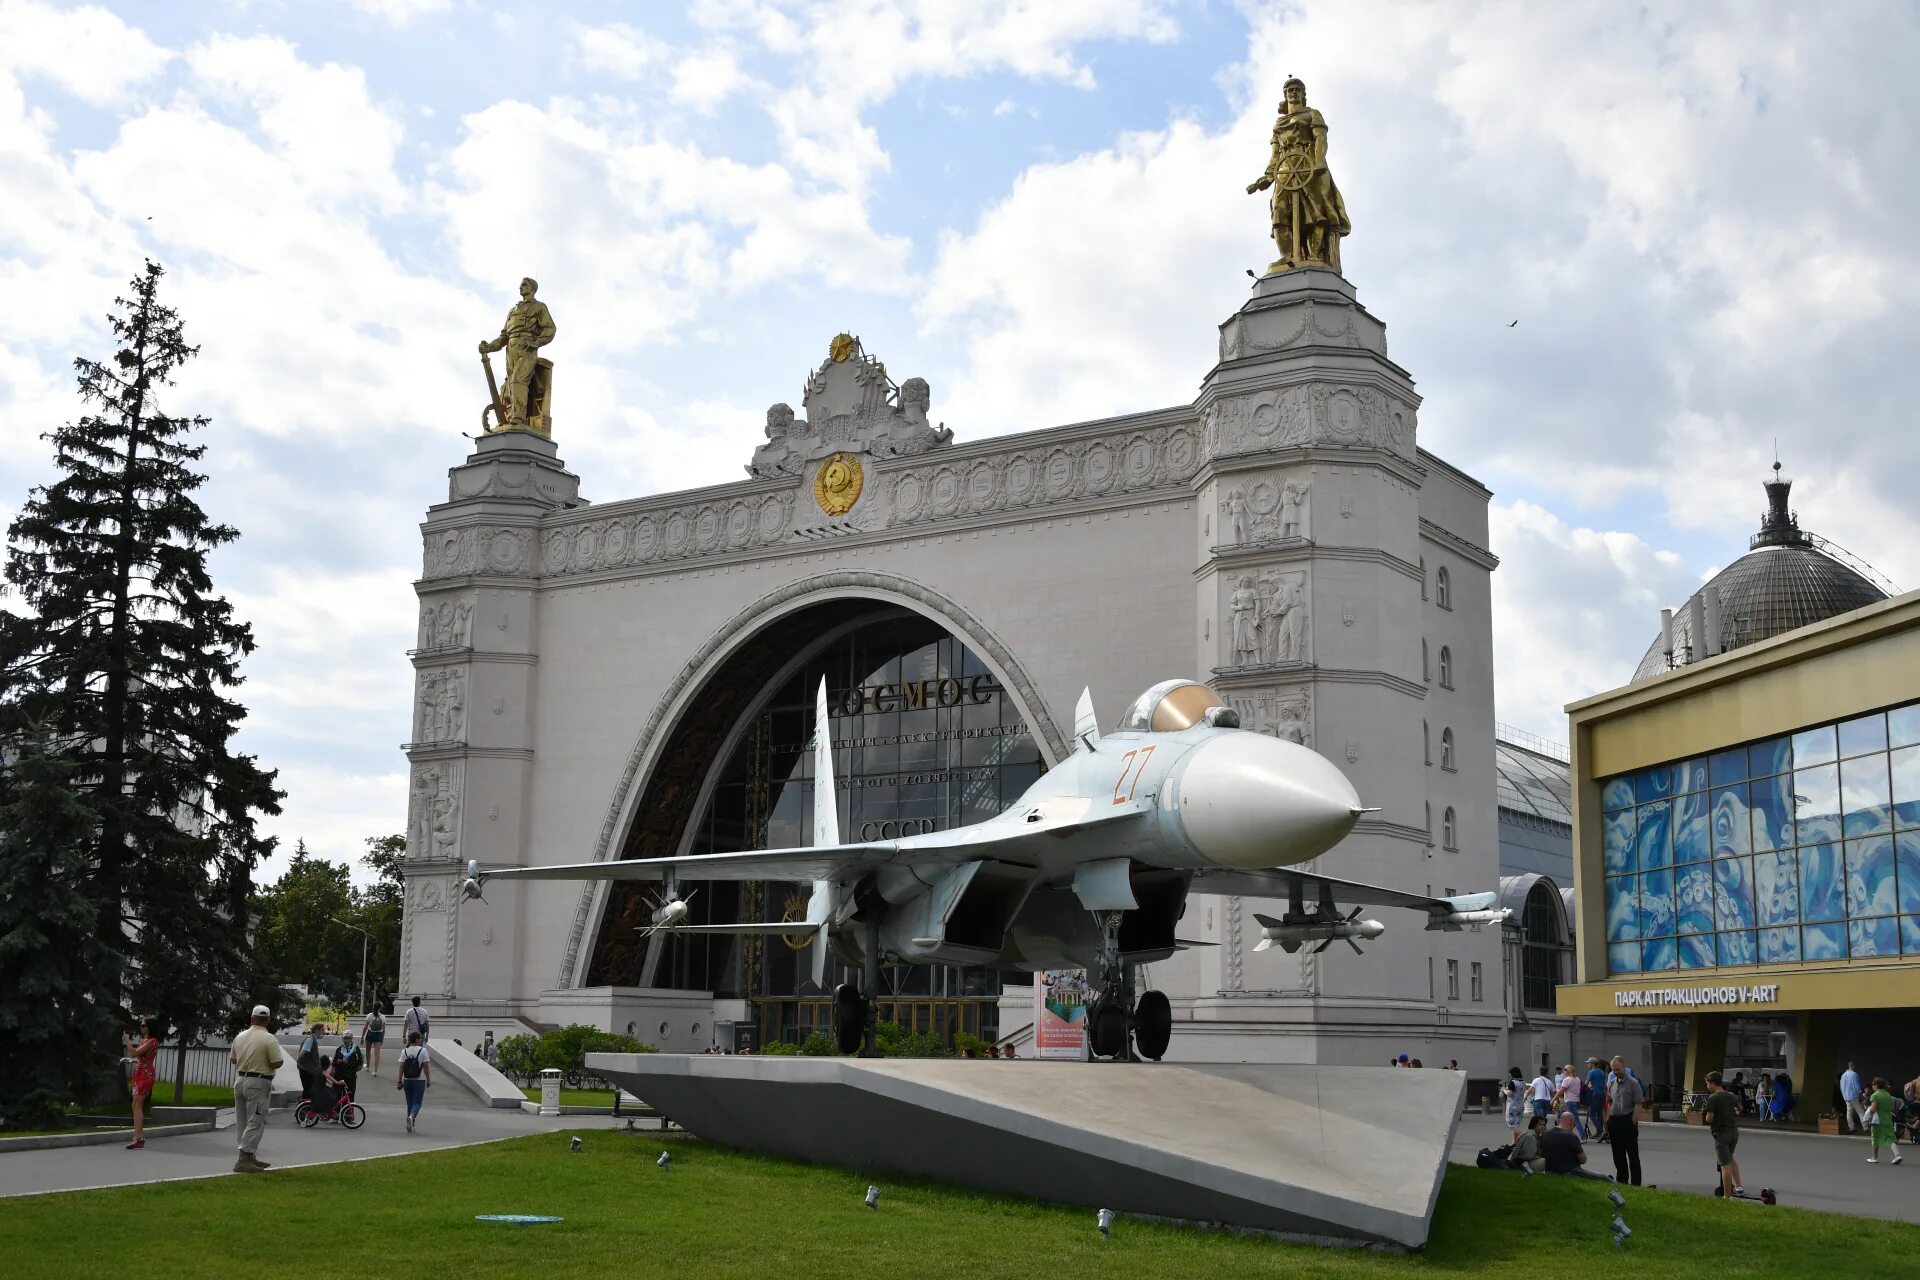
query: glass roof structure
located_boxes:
[1494,731,1572,827]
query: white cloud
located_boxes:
[345,0,450,25]
[671,47,750,112]
[570,21,668,80]
[1489,501,1696,738]
[0,0,170,106]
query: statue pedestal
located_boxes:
[1214,268,1390,374]
[441,429,585,510]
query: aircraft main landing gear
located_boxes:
[832,921,886,1057]
[1086,912,1171,1062]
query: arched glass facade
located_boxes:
[587,609,1042,1043]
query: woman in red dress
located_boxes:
[123,1018,159,1149]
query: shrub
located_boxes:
[798,1031,837,1057]
[494,1034,542,1084]
[758,1040,799,1056]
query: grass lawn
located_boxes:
[518,1086,618,1108]
[3,1134,1918,1278]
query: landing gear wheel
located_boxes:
[1132,990,1172,1061]
[832,982,868,1056]
[340,1102,365,1130]
[1089,1002,1129,1060]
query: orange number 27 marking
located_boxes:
[1112,746,1155,806]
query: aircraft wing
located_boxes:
[1188,866,1499,921]
[477,803,1154,888]
[478,841,974,886]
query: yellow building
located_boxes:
[1558,479,1920,1106]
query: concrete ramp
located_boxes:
[586,1054,1463,1249]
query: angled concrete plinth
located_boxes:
[587,1054,1464,1248]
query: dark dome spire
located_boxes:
[1753,461,1809,549]
[1632,459,1891,682]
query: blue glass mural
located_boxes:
[1599,696,1920,975]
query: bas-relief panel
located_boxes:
[413,668,466,744]
[1223,570,1311,667]
[407,761,464,864]
[1220,478,1310,545]
[417,599,473,650]
[418,421,1202,582]
[1203,383,1414,461]
[1226,686,1314,748]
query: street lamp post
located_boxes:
[331,917,370,1016]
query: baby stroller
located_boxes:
[1894,1097,1920,1146]
[295,1075,365,1129]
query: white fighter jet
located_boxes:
[462,678,1505,1060]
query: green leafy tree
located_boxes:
[0,261,281,1102]
[0,736,119,1127]
[355,834,405,1008]
[254,842,359,1005]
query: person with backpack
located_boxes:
[397,1031,432,1132]
[402,995,430,1045]
[363,1008,386,1075]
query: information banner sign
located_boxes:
[1034,970,1090,1059]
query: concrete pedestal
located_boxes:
[588,1053,1464,1248]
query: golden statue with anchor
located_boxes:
[1247,78,1351,275]
[479,276,557,437]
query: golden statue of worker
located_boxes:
[1247,78,1351,275]
[479,276,558,437]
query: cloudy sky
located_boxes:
[4,0,1916,878]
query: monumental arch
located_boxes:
[405,270,1503,1067]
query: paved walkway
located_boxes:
[0,1077,582,1199]
[1448,1112,1920,1225]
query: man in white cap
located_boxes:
[228,1005,284,1173]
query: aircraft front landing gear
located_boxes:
[1085,912,1171,1062]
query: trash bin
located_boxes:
[538,1068,562,1116]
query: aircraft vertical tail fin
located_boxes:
[809,677,838,989]
[812,678,839,847]
[1073,686,1099,749]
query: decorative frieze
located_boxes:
[417,598,473,651]
[413,668,466,744]
[889,424,1200,526]
[1221,478,1310,545]
[1204,382,1414,461]
[407,761,464,863]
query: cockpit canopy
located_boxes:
[1116,679,1241,732]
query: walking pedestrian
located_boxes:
[1584,1056,1608,1139]
[1606,1055,1645,1186]
[1756,1071,1774,1124]
[480,1030,498,1067]
[1529,1066,1553,1120]
[1501,1066,1526,1142]
[121,1017,159,1150]
[1555,1063,1584,1123]
[402,995,430,1045]
[397,1031,432,1132]
[363,1007,386,1076]
[229,1005,283,1173]
[1703,1071,1744,1197]
[1865,1077,1903,1165]
[1841,1061,1868,1135]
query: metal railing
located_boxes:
[145,1044,243,1089]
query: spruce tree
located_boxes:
[0,261,283,1105]
[0,735,118,1127]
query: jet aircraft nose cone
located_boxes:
[1174,732,1362,868]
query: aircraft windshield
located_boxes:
[1116,680,1228,732]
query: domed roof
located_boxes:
[1632,467,1891,682]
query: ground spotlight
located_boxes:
[865,1185,881,1211]
[1097,1208,1114,1240]
[569,1136,582,1153]
[657,1151,672,1170]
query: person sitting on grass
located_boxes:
[1540,1111,1607,1179]
[1511,1115,1547,1173]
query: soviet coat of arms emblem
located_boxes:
[813,452,864,516]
